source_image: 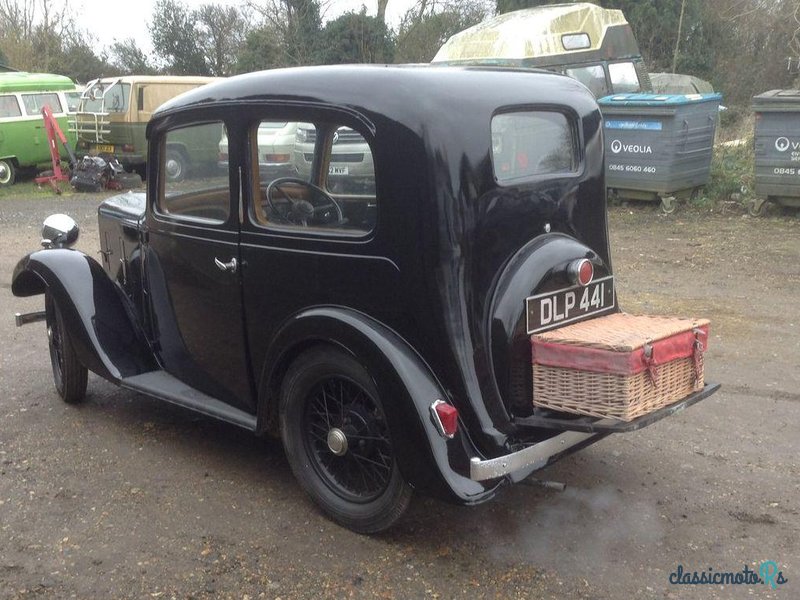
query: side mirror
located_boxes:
[41,214,79,249]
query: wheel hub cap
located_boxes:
[0,163,8,179]
[327,428,348,456]
[166,159,180,178]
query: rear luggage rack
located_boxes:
[514,382,720,433]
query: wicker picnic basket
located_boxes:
[531,313,709,422]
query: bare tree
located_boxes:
[247,0,327,65]
[0,0,81,72]
[377,0,389,23]
[196,5,251,76]
[110,38,157,75]
[395,0,492,63]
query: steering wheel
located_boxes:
[265,177,344,226]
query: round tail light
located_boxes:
[568,259,594,287]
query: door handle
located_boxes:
[214,257,238,273]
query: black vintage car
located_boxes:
[12,66,719,533]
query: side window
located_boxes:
[21,93,63,115]
[0,95,22,118]
[565,65,608,98]
[158,122,230,224]
[491,111,576,184]
[64,92,81,113]
[609,62,642,94]
[253,119,377,235]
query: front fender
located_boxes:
[257,306,500,505]
[12,249,157,382]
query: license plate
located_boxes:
[329,165,348,175]
[526,276,615,334]
[94,144,115,154]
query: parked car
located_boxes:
[219,120,304,178]
[294,124,376,194]
[71,76,217,179]
[12,65,718,533]
[0,71,80,186]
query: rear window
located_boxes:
[491,111,576,184]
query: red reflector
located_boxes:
[122,144,135,153]
[568,259,594,286]
[431,400,458,438]
[578,260,594,286]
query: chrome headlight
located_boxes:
[41,214,79,249]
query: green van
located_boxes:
[71,76,217,179]
[0,71,79,186]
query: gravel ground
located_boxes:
[1,186,798,599]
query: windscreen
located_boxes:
[82,82,131,113]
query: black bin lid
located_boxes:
[753,89,800,112]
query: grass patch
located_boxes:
[0,179,80,200]
[702,139,754,205]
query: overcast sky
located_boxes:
[76,0,418,55]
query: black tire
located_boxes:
[45,293,88,404]
[165,148,187,183]
[115,172,143,189]
[280,348,412,533]
[0,159,15,186]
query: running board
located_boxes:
[121,371,257,431]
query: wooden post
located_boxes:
[672,0,687,74]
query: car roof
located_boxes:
[90,75,219,86]
[152,64,597,128]
[0,71,76,93]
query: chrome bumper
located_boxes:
[469,383,720,481]
[470,429,596,481]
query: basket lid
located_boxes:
[533,312,710,352]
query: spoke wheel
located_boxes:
[45,293,88,404]
[280,349,411,533]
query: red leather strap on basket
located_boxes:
[532,323,710,377]
[692,327,707,388]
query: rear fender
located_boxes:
[12,249,157,381]
[257,307,499,505]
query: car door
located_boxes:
[239,111,396,378]
[144,119,255,411]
